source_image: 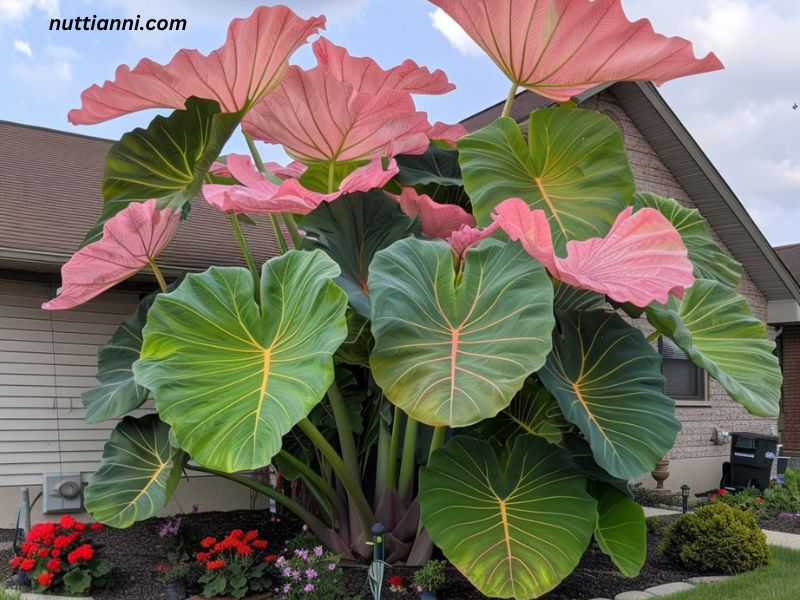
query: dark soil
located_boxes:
[2,511,707,600]
[758,515,800,534]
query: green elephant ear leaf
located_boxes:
[647,279,781,417]
[592,483,646,578]
[302,190,420,317]
[560,434,632,498]
[553,282,605,312]
[483,378,571,444]
[633,192,742,288]
[419,434,596,599]
[395,145,470,209]
[540,310,680,480]
[84,415,184,528]
[369,238,554,427]
[134,250,348,472]
[84,97,240,245]
[82,280,181,424]
[458,108,633,252]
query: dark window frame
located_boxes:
[658,337,706,402]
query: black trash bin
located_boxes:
[721,432,779,491]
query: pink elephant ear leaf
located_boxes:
[491,198,558,273]
[448,223,499,259]
[243,65,432,163]
[429,0,723,102]
[339,158,400,195]
[42,200,180,310]
[69,6,325,124]
[312,37,454,95]
[428,121,469,146]
[395,188,475,239]
[555,207,695,307]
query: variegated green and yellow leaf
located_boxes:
[647,279,781,417]
[369,238,554,427]
[540,310,680,480]
[133,250,348,472]
[84,415,184,528]
[482,378,571,444]
[458,108,634,253]
[419,434,596,599]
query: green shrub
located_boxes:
[712,487,766,514]
[763,468,800,516]
[413,559,447,593]
[661,503,770,575]
[646,516,668,537]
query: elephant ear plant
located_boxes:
[43,2,781,598]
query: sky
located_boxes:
[1,0,798,246]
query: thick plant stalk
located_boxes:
[398,416,419,504]
[147,258,168,293]
[386,405,404,490]
[327,381,360,481]
[282,214,304,249]
[428,426,447,463]
[501,83,518,118]
[228,213,261,304]
[298,418,375,538]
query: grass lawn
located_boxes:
[0,588,19,600]
[669,546,800,600]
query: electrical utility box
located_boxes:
[42,473,83,513]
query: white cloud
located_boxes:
[13,38,32,57]
[429,8,482,56]
[0,0,58,21]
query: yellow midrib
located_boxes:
[253,348,273,445]
[498,498,516,596]
[534,176,566,238]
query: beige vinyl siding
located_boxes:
[0,278,148,487]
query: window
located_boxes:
[658,337,706,401]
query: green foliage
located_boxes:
[413,559,447,592]
[661,503,770,575]
[645,516,668,537]
[0,588,21,600]
[763,469,800,515]
[458,108,634,251]
[592,483,646,578]
[196,529,273,599]
[274,538,344,600]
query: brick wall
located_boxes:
[781,325,800,453]
[587,91,778,462]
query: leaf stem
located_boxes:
[298,418,374,537]
[386,406,404,490]
[327,161,336,195]
[398,416,419,504]
[428,426,447,464]
[147,259,168,293]
[186,464,329,535]
[327,380,360,481]
[501,83,519,119]
[282,214,304,249]
[228,213,261,304]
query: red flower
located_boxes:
[200,537,217,549]
[38,548,50,558]
[389,574,404,587]
[37,571,54,587]
[9,556,22,569]
[46,558,62,573]
[156,563,164,572]
[67,544,94,565]
[252,539,268,550]
[235,543,252,556]
[59,515,77,530]
[264,554,277,563]
[51,550,60,558]
[90,522,105,532]
[245,530,259,542]
[230,529,245,540]
[21,541,37,555]
[718,489,729,496]
[206,560,226,571]
[20,558,36,572]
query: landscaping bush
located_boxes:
[661,503,770,574]
[764,468,800,516]
[710,486,765,514]
[645,516,668,537]
[7,515,110,595]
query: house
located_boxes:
[464,81,800,492]
[2,80,799,529]
[775,243,800,454]
[0,120,282,527]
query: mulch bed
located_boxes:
[758,516,800,534]
[2,511,708,599]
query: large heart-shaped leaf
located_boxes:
[560,434,632,497]
[458,108,634,252]
[302,191,420,317]
[481,378,571,445]
[647,279,781,417]
[419,434,596,599]
[82,291,154,424]
[592,483,646,578]
[84,98,240,244]
[84,415,184,528]
[394,145,469,209]
[633,192,741,288]
[83,280,181,424]
[539,310,680,480]
[369,238,554,427]
[134,250,348,472]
